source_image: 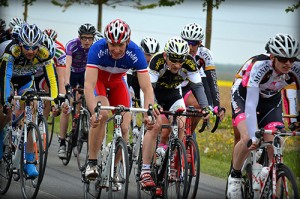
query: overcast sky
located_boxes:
[1,0,299,65]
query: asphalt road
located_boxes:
[1,140,227,199]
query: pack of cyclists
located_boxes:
[0,16,299,199]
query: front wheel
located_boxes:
[37,116,49,182]
[77,112,90,171]
[107,137,129,199]
[20,122,43,199]
[271,164,299,199]
[164,139,188,199]
[185,136,200,199]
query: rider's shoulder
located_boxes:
[36,45,52,61]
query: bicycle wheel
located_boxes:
[185,136,200,199]
[136,139,157,199]
[271,164,299,199]
[164,139,188,199]
[241,163,252,199]
[107,137,129,199]
[83,177,101,199]
[20,122,43,199]
[47,115,55,148]
[0,128,13,195]
[77,112,90,171]
[37,115,49,181]
[62,129,74,166]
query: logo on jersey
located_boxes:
[126,50,138,64]
[37,46,50,60]
[10,44,21,58]
[252,63,269,84]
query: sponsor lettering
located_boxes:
[126,50,138,64]
[253,64,269,83]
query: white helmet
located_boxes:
[94,30,104,43]
[140,36,160,54]
[164,36,189,56]
[41,32,56,57]
[181,23,204,41]
[9,17,24,29]
[268,33,299,58]
[19,23,43,46]
[11,25,22,39]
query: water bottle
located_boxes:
[260,167,270,183]
[156,147,166,166]
[252,163,262,198]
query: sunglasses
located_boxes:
[276,56,296,63]
[80,36,94,41]
[168,57,186,64]
[185,40,199,46]
[22,45,39,51]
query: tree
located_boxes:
[285,1,300,12]
[0,0,36,22]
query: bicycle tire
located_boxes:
[37,115,49,181]
[77,112,90,171]
[48,116,55,148]
[268,163,299,199]
[107,137,129,199]
[136,138,157,199]
[185,136,200,199]
[0,127,13,194]
[83,178,101,199]
[164,139,188,199]
[241,163,252,199]
[20,122,43,199]
[62,129,74,166]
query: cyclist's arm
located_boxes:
[64,55,72,85]
[84,66,98,115]
[245,86,260,141]
[189,81,208,108]
[204,68,220,107]
[137,71,154,109]
[0,53,14,105]
[44,59,59,106]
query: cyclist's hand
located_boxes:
[247,139,259,150]
[51,105,60,117]
[213,106,226,121]
[61,102,70,115]
[144,105,161,130]
[289,122,300,131]
[90,112,101,128]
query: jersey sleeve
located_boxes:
[44,59,59,106]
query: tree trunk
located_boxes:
[97,0,103,31]
[205,0,213,49]
[23,0,28,21]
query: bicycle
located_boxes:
[0,91,54,198]
[242,126,300,199]
[137,107,201,199]
[81,102,154,199]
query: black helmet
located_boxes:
[78,23,96,35]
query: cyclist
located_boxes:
[227,33,300,199]
[58,23,96,159]
[84,19,161,190]
[93,30,104,43]
[44,28,66,97]
[180,22,225,133]
[139,36,209,189]
[0,18,8,43]
[127,36,160,107]
[0,23,59,177]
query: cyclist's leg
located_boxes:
[85,79,109,179]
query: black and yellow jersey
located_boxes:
[0,39,58,105]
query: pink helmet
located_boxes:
[104,19,131,44]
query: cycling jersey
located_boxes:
[181,45,220,107]
[0,39,58,105]
[65,38,89,73]
[87,39,148,107]
[54,41,66,68]
[148,52,208,109]
[231,54,299,140]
